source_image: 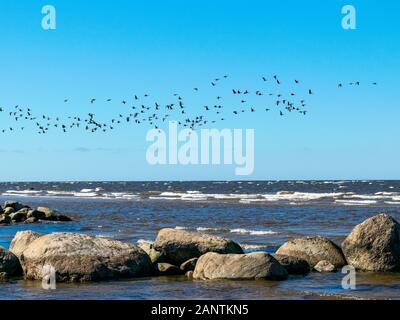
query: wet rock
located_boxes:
[193,252,288,280]
[272,254,310,275]
[20,232,153,282]
[314,260,336,272]
[10,231,45,259]
[153,228,243,265]
[186,271,194,279]
[342,213,400,271]
[156,263,184,276]
[180,258,198,272]
[0,247,22,277]
[276,236,346,268]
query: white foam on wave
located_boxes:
[240,244,269,250]
[335,199,377,205]
[230,228,278,235]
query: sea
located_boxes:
[1,180,400,300]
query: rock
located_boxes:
[57,215,72,222]
[272,254,310,275]
[0,207,3,214]
[342,213,400,271]
[138,242,162,264]
[10,231,44,259]
[276,236,346,268]
[3,207,14,215]
[0,214,11,225]
[156,263,184,276]
[24,217,38,224]
[180,258,198,272]
[36,207,60,221]
[27,209,46,220]
[186,270,194,279]
[314,260,336,272]
[10,211,27,222]
[20,232,153,282]
[4,201,29,212]
[0,247,22,277]
[153,228,243,265]
[193,252,288,280]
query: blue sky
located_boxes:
[0,0,399,181]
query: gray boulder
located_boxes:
[153,228,243,265]
[20,232,152,282]
[342,213,400,271]
[276,236,346,268]
[272,254,310,274]
[193,252,288,280]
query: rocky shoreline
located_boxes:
[1,213,399,282]
[0,201,72,225]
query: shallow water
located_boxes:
[0,180,400,300]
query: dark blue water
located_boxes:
[1,180,400,300]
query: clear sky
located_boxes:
[0,0,399,181]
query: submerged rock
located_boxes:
[272,254,310,275]
[153,228,243,265]
[20,232,152,282]
[193,252,288,280]
[342,214,400,272]
[314,260,336,272]
[0,247,22,277]
[276,236,346,268]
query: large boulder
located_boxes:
[272,254,310,275]
[342,214,400,271]
[9,231,44,259]
[153,228,243,265]
[0,247,22,277]
[276,236,346,268]
[193,252,288,280]
[20,232,153,282]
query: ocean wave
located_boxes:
[173,226,278,236]
[230,228,278,235]
[335,199,378,205]
[240,244,270,250]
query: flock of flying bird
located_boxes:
[0,75,377,134]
